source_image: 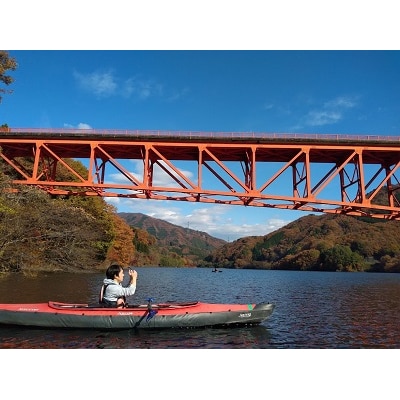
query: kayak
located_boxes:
[0,300,275,330]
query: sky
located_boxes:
[2,49,400,240]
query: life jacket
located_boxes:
[98,284,108,305]
[98,284,126,308]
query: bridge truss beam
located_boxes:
[1,130,400,220]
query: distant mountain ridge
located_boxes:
[118,212,226,266]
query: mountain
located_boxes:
[118,212,226,267]
[200,213,400,272]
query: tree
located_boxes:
[0,180,115,273]
[105,213,135,267]
[0,51,17,103]
[320,245,366,272]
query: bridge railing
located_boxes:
[3,127,400,143]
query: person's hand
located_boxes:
[129,269,138,281]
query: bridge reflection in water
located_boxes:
[1,128,400,220]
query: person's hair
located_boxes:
[106,264,123,279]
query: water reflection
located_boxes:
[0,324,273,349]
[0,272,95,304]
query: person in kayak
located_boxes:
[99,264,138,308]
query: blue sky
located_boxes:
[2,50,400,240]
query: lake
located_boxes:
[1,267,397,399]
[0,267,399,349]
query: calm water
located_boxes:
[0,267,399,349]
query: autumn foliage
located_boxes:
[0,51,17,103]
[200,213,400,272]
[0,163,135,274]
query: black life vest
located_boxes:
[98,284,126,307]
[98,284,108,305]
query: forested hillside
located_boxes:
[0,170,135,274]
[200,213,400,272]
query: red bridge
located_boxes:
[1,127,400,220]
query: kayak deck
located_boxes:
[48,300,201,311]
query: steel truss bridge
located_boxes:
[1,128,400,220]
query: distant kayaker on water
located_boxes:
[99,264,138,308]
